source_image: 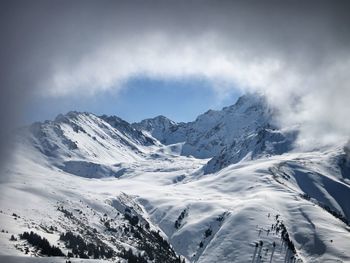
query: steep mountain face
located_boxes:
[1,94,350,263]
[99,114,156,146]
[203,127,298,174]
[26,111,155,160]
[22,112,158,178]
[134,94,273,159]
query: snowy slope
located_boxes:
[1,95,350,262]
[0,135,204,262]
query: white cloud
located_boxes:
[2,0,350,158]
[33,29,350,148]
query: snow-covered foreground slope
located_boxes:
[1,95,350,262]
[1,141,350,262]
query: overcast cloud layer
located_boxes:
[1,0,350,169]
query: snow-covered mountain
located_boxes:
[27,111,156,160]
[1,94,350,263]
[20,111,160,178]
[133,94,274,159]
[134,94,296,172]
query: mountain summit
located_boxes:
[134,94,274,158]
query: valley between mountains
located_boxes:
[0,94,349,263]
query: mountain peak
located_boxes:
[137,115,176,126]
[54,111,93,123]
[132,93,274,159]
[132,115,178,144]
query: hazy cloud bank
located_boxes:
[1,0,350,168]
